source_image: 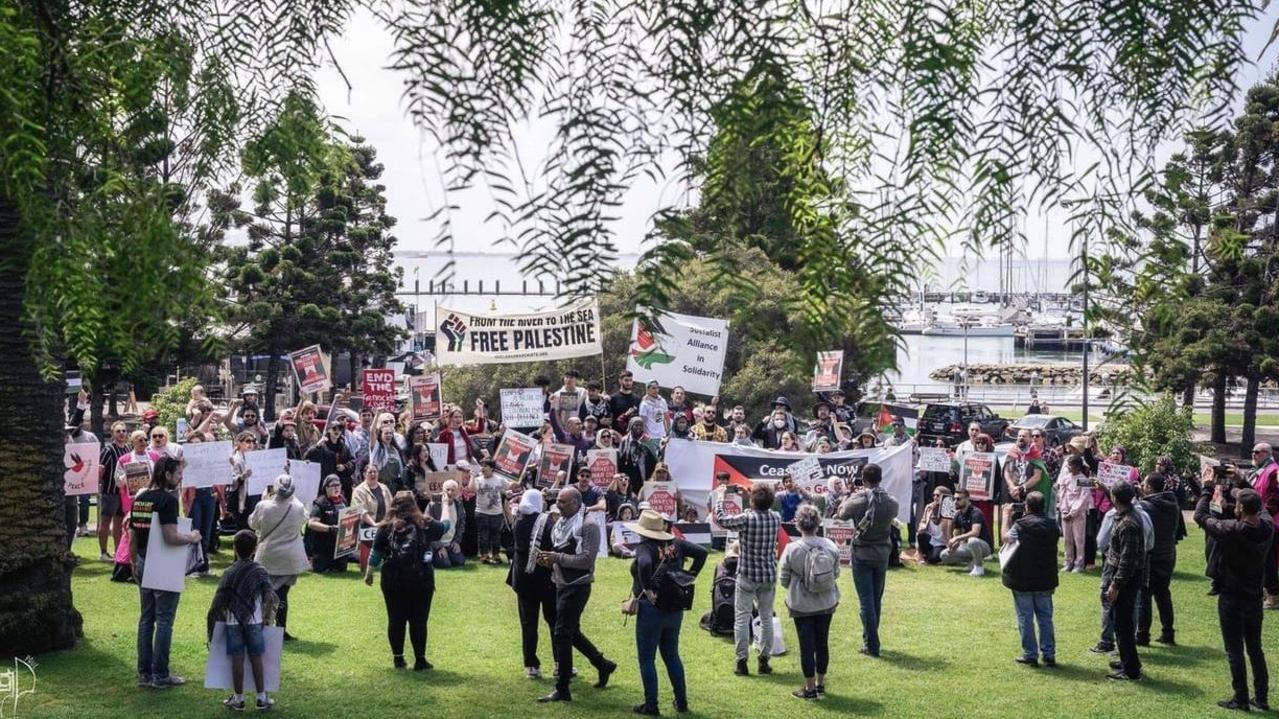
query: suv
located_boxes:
[916,402,1009,448]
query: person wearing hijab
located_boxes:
[247,474,310,641]
[509,489,558,678]
[307,475,350,573]
[428,479,467,568]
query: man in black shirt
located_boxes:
[130,456,202,689]
[1195,479,1274,711]
[98,421,131,560]
[939,489,992,576]
[608,371,642,433]
[1137,473,1181,646]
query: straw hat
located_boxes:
[1068,435,1089,453]
[627,509,674,541]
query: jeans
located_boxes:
[635,601,686,710]
[475,513,504,556]
[733,576,775,660]
[136,558,182,680]
[940,538,991,566]
[851,559,887,654]
[1113,582,1142,677]
[79,494,91,525]
[1137,558,1175,642]
[554,584,608,696]
[793,613,833,678]
[1012,590,1055,660]
[916,533,943,564]
[382,580,434,660]
[1220,592,1268,703]
[517,584,557,668]
[188,489,216,570]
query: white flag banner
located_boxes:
[625,309,729,396]
[435,299,602,366]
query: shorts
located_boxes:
[99,492,125,518]
[225,622,266,657]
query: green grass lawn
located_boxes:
[23,522,1279,718]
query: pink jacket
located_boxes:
[1056,472,1094,519]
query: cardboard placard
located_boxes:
[416,470,461,496]
[492,430,536,481]
[787,456,823,490]
[204,623,283,691]
[1097,461,1134,489]
[940,495,956,519]
[122,460,153,495]
[333,507,361,558]
[140,515,193,593]
[960,452,996,501]
[710,489,742,537]
[182,440,234,488]
[643,481,678,518]
[427,442,449,470]
[812,350,844,392]
[291,460,322,506]
[500,388,545,428]
[410,373,442,421]
[289,344,331,396]
[586,449,618,489]
[63,441,101,497]
[916,446,952,473]
[361,368,397,414]
[611,522,641,551]
[245,448,290,496]
[537,442,575,488]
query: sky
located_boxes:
[314,6,1279,263]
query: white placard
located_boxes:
[500,388,546,428]
[291,460,322,506]
[916,446,952,473]
[591,511,608,559]
[182,441,234,488]
[787,456,822,486]
[1097,461,1134,489]
[204,623,284,691]
[625,309,730,396]
[245,448,290,496]
[141,515,193,593]
[428,442,449,471]
[63,441,101,497]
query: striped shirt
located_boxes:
[99,442,130,495]
[714,499,780,584]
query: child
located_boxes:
[1056,455,1094,572]
[208,530,278,711]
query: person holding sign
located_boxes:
[354,464,395,570]
[914,487,953,565]
[248,475,310,643]
[207,530,279,711]
[779,504,841,701]
[130,456,202,689]
[307,476,351,573]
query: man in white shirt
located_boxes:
[638,380,670,440]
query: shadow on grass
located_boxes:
[285,637,339,657]
[878,649,948,672]
[815,693,884,714]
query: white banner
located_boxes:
[182,441,234,488]
[435,299,602,366]
[205,623,283,691]
[626,309,729,396]
[500,388,546,428]
[291,460,322,506]
[141,516,193,593]
[245,448,290,496]
[664,440,914,524]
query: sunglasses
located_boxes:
[151,434,165,440]
[1031,433,1043,438]
[241,438,258,444]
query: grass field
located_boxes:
[21,520,1279,718]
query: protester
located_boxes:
[713,481,781,676]
[639,381,671,441]
[938,488,991,576]
[207,530,278,711]
[353,463,395,570]
[98,421,131,561]
[535,487,618,703]
[1102,482,1145,681]
[691,408,728,442]
[609,370,642,433]
[775,472,812,522]
[235,404,270,446]
[510,489,557,679]
[1000,492,1060,667]
[605,474,639,520]
[131,456,202,688]
[307,475,350,573]
[306,423,355,501]
[779,504,841,700]
[753,408,792,450]
[915,486,951,564]
[627,508,708,715]
[730,424,755,447]
[436,407,476,467]
[1092,482,1154,656]
[428,479,467,568]
[619,417,658,496]
[365,491,449,671]
[474,459,507,564]
[883,418,911,448]
[247,474,309,643]
[1056,455,1094,573]
[1246,443,1279,610]
[226,431,261,531]
[838,463,898,658]
[1195,474,1273,711]
[181,460,221,578]
[1137,473,1180,647]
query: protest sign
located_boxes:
[492,430,536,481]
[361,368,397,413]
[1199,456,1218,488]
[435,299,602,366]
[63,441,101,497]
[586,449,618,489]
[940,495,956,519]
[205,623,283,692]
[122,460,152,495]
[141,516,193,593]
[812,350,844,392]
[416,471,461,496]
[916,446,952,473]
[643,481,679,518]
[538,442,575,488]
[182,440,234,489]
[289,344,331,396]
[334,507,361,559]
[410,373,443,420]
[787,456,823,492]
[427,443,449,470]
[709,489,742,538]
[611,523,642,551]
[245,448,290,496]
[960,452,996,501]
[1097,461,1134,489]
[500,388,545,428]
[822,519,855,565]
[291,460,322,506]
[626,309,730,396]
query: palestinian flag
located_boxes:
[876,405,895,433]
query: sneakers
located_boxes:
[100,552,112,562]
[1155,633,1176,646]
[1106,671,1140,681]
[256,696,274,711]
[1217,697,1251,712]
[526,667,542,679]
[1015,656,1039,667]
[152,674,186,689]
[734,659,749,676]
[757,657,773,675]
[137,674,153,689]
[969,564,985,577]
[1088,642,1115,654]
[223,696,245,712]
[792,687,818,700]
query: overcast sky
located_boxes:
[315,7,1279,262]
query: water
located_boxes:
[888,334,1082,388]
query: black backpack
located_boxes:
[699,563,737,635]
[648,544,696,612]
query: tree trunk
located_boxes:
[89,379,105,439]
[1181,380,1195,409]
[1212,371,1227,444]
[107,388,118,418]
[0,195,84,655]
[264,345,282,422]
[1242,371,1259,459]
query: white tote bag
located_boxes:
[751,615,787,656]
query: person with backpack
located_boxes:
[207,530,279,711]
[1000,491,1060,668]
[626,509,708,715]
[364,491,449,671]
[779,504,841,701]
[713,481,782,676]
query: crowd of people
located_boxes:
[62,369,1279,713]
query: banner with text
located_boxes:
[586,449,618,490]
[626,309,729,396]
[435,299,602,366]
[361,369,397,414]
[500,388,546,429]
[960,452,996,501]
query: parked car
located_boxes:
[1003,413,1082,447]
[915,402,1010,448]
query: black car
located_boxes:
[1003,414,1082,447]
[916,402,1009,448]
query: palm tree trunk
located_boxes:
[1212,371,1227,444]
[0,194,83,654]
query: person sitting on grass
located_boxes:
[939,488,992,576]
[208,529,278,712]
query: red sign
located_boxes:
[586,449,617,489]
[410,373,442,420]
[361,369,397,413]
[644,481,678,518]
[289,345,331,396]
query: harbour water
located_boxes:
[888,333,1082,388]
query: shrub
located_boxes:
[1094,393,1198,479]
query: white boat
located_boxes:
[921,315,1016,337]
[973,289,990,303]
[895,308,933,334]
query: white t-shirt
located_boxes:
[639,396,669,439]
[475,475,505,516]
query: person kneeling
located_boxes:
[939,489,992,576]
[208,530,279,711]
